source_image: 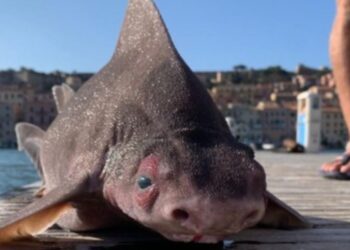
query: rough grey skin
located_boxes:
[0,0,310,244]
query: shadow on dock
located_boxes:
[1,240,227,250]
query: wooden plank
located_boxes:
[231,152,350,249]
[232,228,350,243]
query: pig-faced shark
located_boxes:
[0,0,310,244]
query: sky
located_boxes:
[0,0,335,73]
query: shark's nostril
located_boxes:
[172,209,189,221]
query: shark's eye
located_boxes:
[137,176,152,189]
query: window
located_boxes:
[312,98,320,109]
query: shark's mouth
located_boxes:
[162,233,225,243]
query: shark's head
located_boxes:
[103,129,266,243]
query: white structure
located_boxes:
[225,117,236,135]
[225,104,262,144]
[296,91,321,152]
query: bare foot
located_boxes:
[321,157,350,173]
[321,149,350,178]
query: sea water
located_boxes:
[0,149,39,195]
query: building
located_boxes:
[224,101,298,146]
[270,91,298,107]
[256,101,296,145]
[24,93,57,130]
[223,104,262,144]
[0,85,57,148]
[306,86,348,148]
[0,85,24,104]
[320,73,336,88]
[321,107,348,147]
[16,68,65,92]
[0,102,16,148]
[210,83,275,108]
[0,85,27,148]
[0,66,346,148]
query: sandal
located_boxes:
[320,153,350,180]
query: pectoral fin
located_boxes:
[52,84,75,113]
[0,179,88,243]
[259,191,312,229]
[0,202,72,242]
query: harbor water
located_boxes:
[0,149,39,195]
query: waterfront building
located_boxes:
[223,104,262,144]
[24,93,57,130]
[210,84,275,108]
[0,102,16,148]
[0,66,346,148]
[257,101,296,146]
[321,106,348,147]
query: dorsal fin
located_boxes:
[114,0,177,61]
[105,0,228,133]
[52,84,75,113]
[15,123,45,178]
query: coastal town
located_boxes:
[0,65,346,149]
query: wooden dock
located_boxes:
[1,152,350,249]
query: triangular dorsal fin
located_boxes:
[105,0,228,132]
[114,0,177,62]
[52,84,75,113]
[0,179,88,243]
[15,123,45,178]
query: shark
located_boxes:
[0,0,310,244]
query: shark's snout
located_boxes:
[159,194,266,242]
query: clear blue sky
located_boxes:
[0,0,335,73]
